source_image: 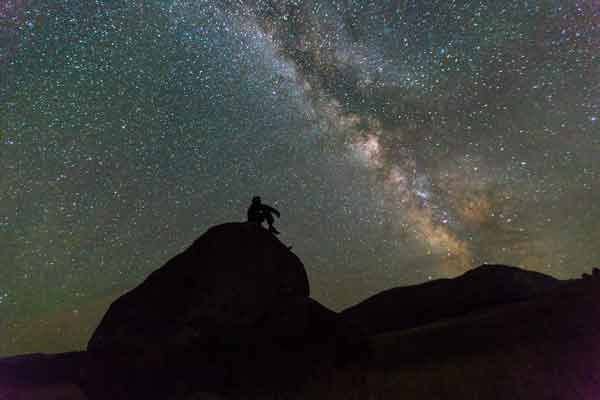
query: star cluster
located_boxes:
[1,0,599,354]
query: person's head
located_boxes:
[252,196,261,204]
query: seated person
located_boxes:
[247,196,280,234]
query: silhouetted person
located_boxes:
[247,196,280,234]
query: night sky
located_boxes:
[1,0,599,355]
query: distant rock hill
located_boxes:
[342,264,563,336]
[301,275,600,400]
[1,222,599,399]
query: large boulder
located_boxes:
[88,222,310,353]
[85,222,364,398]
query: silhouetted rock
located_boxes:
[84,222,363,398]
[5,227,600,400]
[342,264,563,336]
[582,267,600,280]
[5,273,600,400]
[89,222,309,353]
[297,276,600,400]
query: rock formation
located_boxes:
[84,222,363,398]
[2,223,600,400]
[89,222,310,352]
[342,264,563,336]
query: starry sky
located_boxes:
[1,0,599,355]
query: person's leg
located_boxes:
[266,214,279,234]
[265,213,273,225]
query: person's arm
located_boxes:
[266,205,280,217]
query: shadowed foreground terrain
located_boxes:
[302,277,600,399]
[1,222,599,399]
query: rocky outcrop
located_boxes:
[342,264,563,336]
[298,276,600,400]
[89,222,310,353]
[84,222,364,398]
[4,223,599,400]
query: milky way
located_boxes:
[1,0,599,354]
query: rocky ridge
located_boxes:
[1,222,599,399]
